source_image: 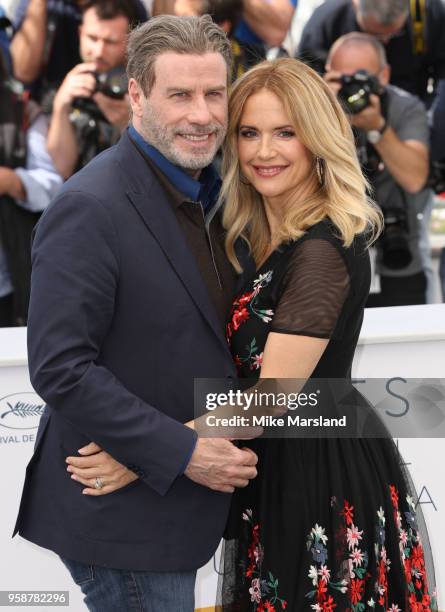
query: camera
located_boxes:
[338,70,381,115]
[94,66,128,99]
[379,207,412,270]
[428,160,445,194]
[72,66,128,120]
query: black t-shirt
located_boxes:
[297,0,445,103]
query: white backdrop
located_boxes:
[1,304,445,611]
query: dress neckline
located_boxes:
[255,241,294,274]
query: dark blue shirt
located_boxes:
[128,125,221,213]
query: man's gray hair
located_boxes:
[127,14,233,95]
[358,0,409,24]
[328,32,388,69]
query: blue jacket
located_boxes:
[14,130,236,571]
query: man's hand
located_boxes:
[66,442,138,496]
[325,71,385,132]
[53,63,97,114]
[93,93,130,131]
[350,94,385,133]
[324,69,343,96]
[0,167,26,200]
[184,437,258,493]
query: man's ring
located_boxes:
[94,477,104,490]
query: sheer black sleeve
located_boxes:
[271,238,350,339]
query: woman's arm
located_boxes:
[261,332,328,379]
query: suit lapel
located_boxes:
[127,185,231,356]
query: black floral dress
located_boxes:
[218,220,437,612]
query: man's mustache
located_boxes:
[174,124,225,136]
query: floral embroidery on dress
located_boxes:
[304,490,436,612]
[227,271,274,372]
[388,487,436,612]
[305,518,348,610]
[242,509,288,611]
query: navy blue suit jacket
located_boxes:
[14,131,237,571]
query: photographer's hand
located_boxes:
[0,167,26,200]
[52,63,98,114]
[324,69,343,96]
[350,94,385,132]
[93,93,131,132]
[48,62,97,179]
[324,74,385,132]
[352,95,429,193]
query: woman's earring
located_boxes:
[315,157,325,185]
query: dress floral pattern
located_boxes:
[241,509,288,611]
[304,489,435,611]
[236,485,436,612]
[226,270,274,372]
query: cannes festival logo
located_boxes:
[0,393,45,430]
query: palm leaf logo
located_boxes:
[0,401,45,420]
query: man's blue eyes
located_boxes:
[171,92,223,98]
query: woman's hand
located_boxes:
[66,442,138,496]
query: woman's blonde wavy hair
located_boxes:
[221,57,383,272]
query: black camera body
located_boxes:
[428,159,445,194]
[94,66,128,99]
[338,69,381,115]
[379,206,412,270]
[72,66,128,120]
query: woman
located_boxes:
[215,57,436,611]
[67,58,437,610]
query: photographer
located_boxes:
[47,0,139,179]
[173,0,264,80]
[10,0,147,92]
[298,0,445,105]
[325,32,433,306]
[0,17,62,326]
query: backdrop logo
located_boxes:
[0,393,45,430]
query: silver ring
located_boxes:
[94,477,104,490]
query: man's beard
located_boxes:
[139,103,226,171]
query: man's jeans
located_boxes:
[60,556,196,612]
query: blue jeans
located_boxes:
[60,556,196,612]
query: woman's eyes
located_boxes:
[239,129,295,139]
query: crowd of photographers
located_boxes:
[0,0,444,327]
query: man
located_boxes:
[47,0,142,179]
[173,0,262,80]
[325,32,433,306]
[298,0,445,106]
[14,15,258,611]
[10,0,147,87]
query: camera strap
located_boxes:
[410,0,426,54]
